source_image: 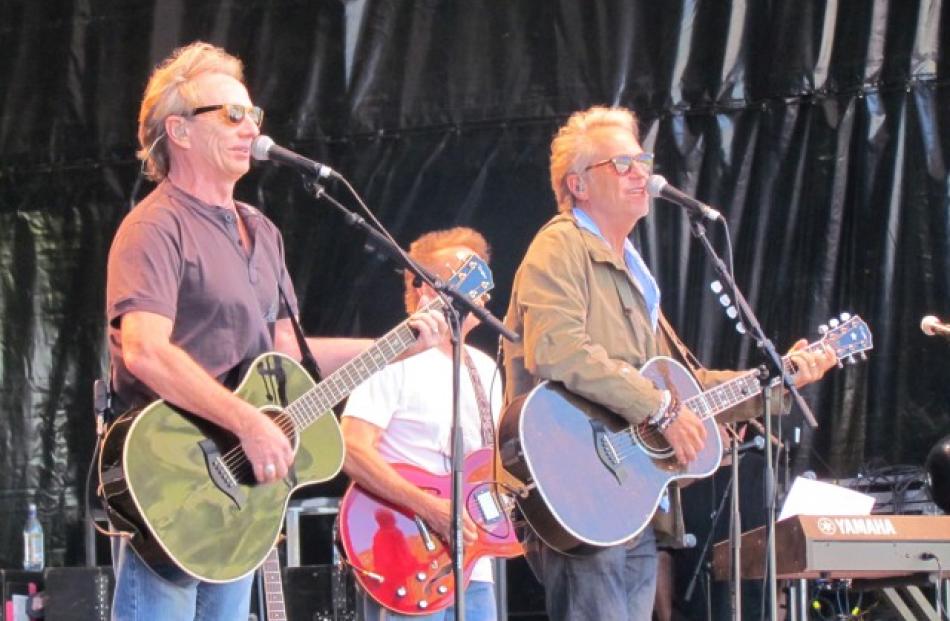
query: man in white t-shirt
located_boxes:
[341,227,503,621]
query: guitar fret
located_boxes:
[278,257,495,436]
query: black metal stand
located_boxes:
[683,432,767,620]
[302,179,518,620]
[685,214,817,621]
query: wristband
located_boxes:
[655,398,681,432]
[647,390,672,426]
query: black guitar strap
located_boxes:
[278,285,323,382]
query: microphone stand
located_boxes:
[302,180,518,621]
[685,213,817,621]
[683,436,762,617]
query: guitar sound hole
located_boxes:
[633,424,675,460]
[261,406,298,449]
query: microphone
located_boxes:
[736,435,766,452]
[646,175,722,221]
[251,135,337,179]
[921,315,950,338]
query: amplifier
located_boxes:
[825,468,941,515]
[279,565,357,621]
[44,567,113,621]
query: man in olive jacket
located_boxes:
[502,106,835,621]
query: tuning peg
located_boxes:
[818,324,829,335]
[735,322,746,335]
[839,312,851,321]
[829,318,840,328]
[718,294,731,307]
[726,306,738,319]
[710,280,723,294]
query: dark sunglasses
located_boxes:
[585,152,654,176]
[191,104,264,127]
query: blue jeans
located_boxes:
[525,526,658,621]
[111,537,253,621]
[360,580,496,621]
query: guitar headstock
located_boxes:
[445,254,494,303]
[819,313,873,366]
[418,254,494,316]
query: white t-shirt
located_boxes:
[342,345,503,582]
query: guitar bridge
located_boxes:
[199,439,247,509]
[590,420,627,485]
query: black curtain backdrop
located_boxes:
[1,0,948,574]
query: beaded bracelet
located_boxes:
[647,390,672,427]
[655,398,681,433]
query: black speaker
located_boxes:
[43,567,114,621]
[281,565,357,621]
[505,556,548,620]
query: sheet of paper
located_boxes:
[778,476,876,521]
[11,594,29,621]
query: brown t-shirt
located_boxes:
[106,180,298,409]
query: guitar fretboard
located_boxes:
[684,341,825,421]
[262,547,286,621]
[282,299,446,431]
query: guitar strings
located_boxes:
[609,344,821,462]
[220,409,302,474]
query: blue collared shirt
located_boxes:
[572,208,661,330]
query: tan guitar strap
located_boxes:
[462,348,496,448]
[657,313,705,380]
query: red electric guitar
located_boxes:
[338,448,522,615]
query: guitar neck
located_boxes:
[261,547,286,621]
[684,343,823,421]
[284,298,448,430]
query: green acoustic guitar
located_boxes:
[98,254,494,584]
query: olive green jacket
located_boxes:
[502,213,782,542]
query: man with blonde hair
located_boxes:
[106,41,444,620]
[342,227,503,621]
[502,106,835,620]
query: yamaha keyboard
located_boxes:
[712,515,950,580]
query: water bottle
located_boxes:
[22,502,44,571]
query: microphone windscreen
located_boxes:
[921,315,941,336]
[645,174,668,198]
[250,135,275,161]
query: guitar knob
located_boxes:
[818,324,829,335]
[840,312,851,321]
[396,587,407,598]
[418,600,429,610]
[829,318,840,328]
[438,585,449,594]
[416,572,427,582]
